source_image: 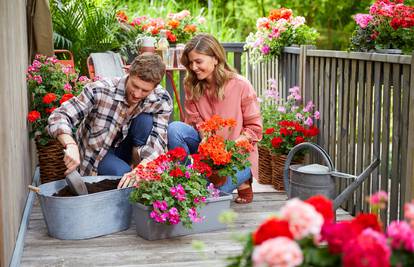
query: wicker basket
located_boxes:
[271,153,304,191]
[258,145,273,184]
[36,139,66,184]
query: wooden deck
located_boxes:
[20,188,352,267]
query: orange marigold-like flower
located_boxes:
[168,19,180,29]
[198,115,236,133]
[235,139,254,153]
[184,24,197,33]
[268,8,292,21]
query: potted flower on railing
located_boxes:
[26,54,88,183]
[197,115,254,187]
[244,8,318,63]
[258,81,319,190]
[129,147,233,240]
[350,0,414,54]
[227,191,414,267]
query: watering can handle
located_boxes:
[283,142,335,194]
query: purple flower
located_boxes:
[185,171,191,179]
[314,111,320,120]
[207,183,220,199]
[153,200,168,211]
[168,207,181,224]
[303,101,314,112]
[261,45,270,55]
[304,117,313,127]
[170,184,187,201]
[277,106,286,113]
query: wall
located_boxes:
[0,0,33,266]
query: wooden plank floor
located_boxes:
[21,191,352,267]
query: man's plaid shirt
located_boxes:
[47,76,172,176]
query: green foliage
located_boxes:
[298,238,341,267]
[51,0,122,75]
[226,234,254,267]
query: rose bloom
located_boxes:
[252,237,303,267]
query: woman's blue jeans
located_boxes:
[167,121,251,193]
[97,113,153,176]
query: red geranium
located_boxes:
[265,127,275,134]
[271,136,283,148]
[59,93,74,104]
[252,217,293,245]
[166,146,186,161]
[305,195,334,223]
[352,213,382,232]
[169,167,184,178]
[27,110,41,122]
[42,93,57,104]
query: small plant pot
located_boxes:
[133,192,232,240]
[207,171,227,187]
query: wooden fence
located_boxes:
[247,46,414,224]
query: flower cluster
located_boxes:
[116,10,205,45]
[245,8,318,63]
[197,115,253,186]
[129,147,220,228]
[26,54,89,145]
[228,192,414,267]
[350,0,414,53]
[260,80,319,155]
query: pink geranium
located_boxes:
[354,14,373,28]
[387,221,414,252]
[252,237,303,267]
[280,198,324,239]
[342,228,391,267]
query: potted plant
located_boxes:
[258,80,319,190]
[128,147,232,240]
[350,0,414,54]
[197,115,254,187]
[26,54,87,183]
[244,8,319,63]
[227,191,414,267]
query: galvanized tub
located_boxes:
[134,192,232,240]
[38,176,133,240]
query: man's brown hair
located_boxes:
[129,53,166,85]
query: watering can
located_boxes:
[283,142,380,210]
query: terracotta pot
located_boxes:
[207,171,227,187]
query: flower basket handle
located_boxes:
[283,142,335,194]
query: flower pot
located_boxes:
[36,139,67,184]
[133,192,232,240]
[258,145,272,184]
[271,153,304,191]
[375,48,402,54]
[207,170,227,187]
[38,176,133,240]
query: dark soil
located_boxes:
[53,179,121,197]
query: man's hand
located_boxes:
[118,159,149,189]
[63,144,80,175]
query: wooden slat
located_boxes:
[306,50,411,64]
[323,57,331,154]
[341,59,350,210]
[355,60,365,214]
[380,63,391,224]
[347,59,358,213]
[233,52,242,74]
[390,64,401,221]
[372,62,382,196]
[319,58,325,147]
[329,58,337,165]
[363,62,373,213]
[336,59,345,198]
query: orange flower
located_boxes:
[168,19,180,29]
[198,115,236,134]
[268,8,292,21]
[236,139,253,153]
[184,24,197,33]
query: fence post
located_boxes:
[404,53,414,203]
[299,45,314,104]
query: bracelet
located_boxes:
[64,142,77,149]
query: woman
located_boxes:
[168,33,262,204]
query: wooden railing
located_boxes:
[248,46,414,224]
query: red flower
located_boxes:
[295,136,305,145]
[167,31,177,43]
[59,93,74,105]
[252,217,293,245]
[279,127,292,136]
[321,221,362,253]
[167,147,187,161]
[27,110,41,122]
[271,136,283,148]
[191,154,212,177]
[305,195,334,223]
[42,93,57,104]
[169,167,184,178]
[352,213,382,232]
[265,128,275,134]
[45,107,56,114]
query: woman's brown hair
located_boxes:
[181,33,236,100]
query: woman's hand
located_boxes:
[63,144,80,175]
[117,159,149,189]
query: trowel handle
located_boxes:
[283,142,335,195]
[28,185,40,193]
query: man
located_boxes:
[48,53,172,188]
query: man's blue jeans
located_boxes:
[167,121,251,193]
[97,113,153,176]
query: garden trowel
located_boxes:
[66,170,88,195]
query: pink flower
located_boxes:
[197,16,206,24]
[63,83,72,92]
[261,45,270,55]
[387,221,414,252]
[33,75,42,84]
[256,17,270,29]
[150,210,168,223]
[31,60,42,69]
[184,171,191,179]
[368,191,388,206]
[303,101,314,112]
[188,207,204,223]
[170,184,186,201]
[314,111,320,120]
[168,207,180,224]
[304,117,313,127]
[194,196,206,204]
[291,16,305,28]
[354,14,373,29]
[252,237,303,267]
[153,200,168,211]
[342,228,390,267]
[265,89,279,100]
[404,202,414,222]
[207,183,220,198]
[295,113,303,120]
[278,106,286,113]
[280,198,324,239]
